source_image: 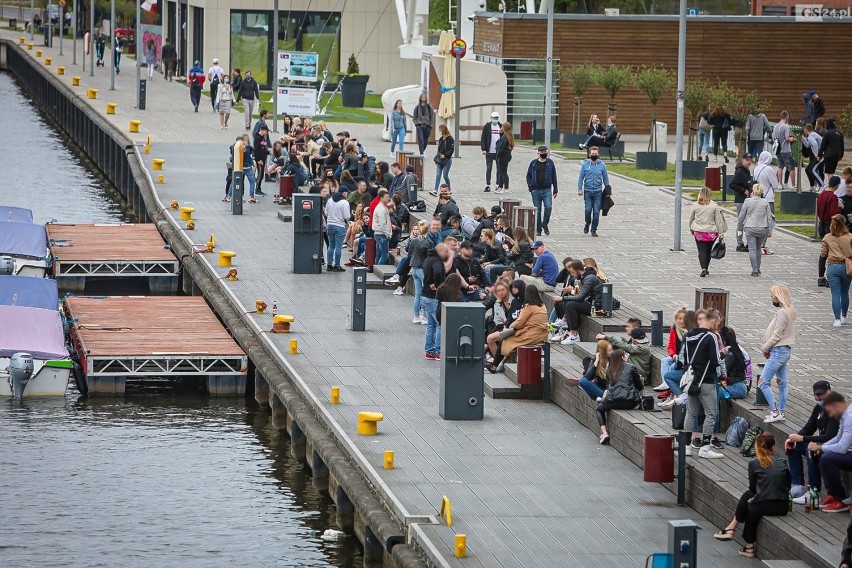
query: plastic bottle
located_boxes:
[272,302,278,316]
[788,490,793,512]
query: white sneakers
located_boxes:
[412,315,427,324]
[698,446,724,459]
[599,433,610,445]
[386,274,400,285]
[653,382,670,392]
[393,286,405,295]
[834,319,843,328]
[561,333,581,345]
[764,411,786,424]
[660,398,677,410]
[842,315,849,324]
[548,330,565,342]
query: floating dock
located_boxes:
[65,296,247,395]
[46,223,179,294]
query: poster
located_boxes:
[277,87,317,116]
[140,24,163,60]
[276,51,319,82]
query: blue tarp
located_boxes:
[0,275,59,310]
[0,305,67,359]
[0,222,48,259]
[0,206,34,224]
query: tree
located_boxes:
[561,63,597,134]
[683,78,713,161]
[595,64,632,116]
[838,103,852,135]
[633,66,674,152]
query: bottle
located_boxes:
[805,489,813,514]
[812,486,820,510]
[272,302,278,316]
[788,490,793,512]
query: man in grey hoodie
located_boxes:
[746,110,771,157]
[754,151,779,255]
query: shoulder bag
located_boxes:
[711,239,726,259]
[679,333,712,395]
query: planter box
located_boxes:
[561,133,586,147]
[778,190,817,215]
[635,151,667,171]
[341,75,369,108]
[681,160,706,180]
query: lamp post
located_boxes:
[29,0,34,41]
[543,0,554,148]
[109,0,114,91]
[453,2,461,159]
[135,0,141,107]
[88,0,93,76]
[672,0,687,251]
[59,0,63,55]
[72,0,77,65]
[272,0,279,133]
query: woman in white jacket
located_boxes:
[689,186,729,277]
[738,184,776,276]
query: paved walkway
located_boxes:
[11,35,850,567]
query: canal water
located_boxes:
[0,72,363,567]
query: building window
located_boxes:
[230,11,271,86]
[478,56,559,129]
[279,12,342,84]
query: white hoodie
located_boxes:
[754,151,779,203]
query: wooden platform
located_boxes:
[65,296,246,394]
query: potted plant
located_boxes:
[560,63,596,146]
[595,64,632,117]
[682,78,713,179]
[340,53,369,108]
[633,66,674,171]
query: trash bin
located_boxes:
[520,121,533,140]
[644,435,675,483]
[704,166,721,191]
[695,287,729,326]
[278,174,294,203]
[516,345,542,385]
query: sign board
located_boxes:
[687,7,699,15]
[277,51,319,82]
[277,86,317,116]
[451,38,466,58]
[604,8,620,15]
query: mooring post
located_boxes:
[254,370,270,408]
[270,392,287,431]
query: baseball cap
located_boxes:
[538,145,549,152]
[491,205,502,215]
[742,153,754,161]
[213,57,219,64]
[829,175,841,188]
[532,240,545,249]
[459,240,474,249]
[813,380,831,394]
[491,112,500,119]
[630,328,647,340]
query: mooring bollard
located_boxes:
[106,102,117,114]
[71,75,80,86]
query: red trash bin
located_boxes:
[364,238,376,270]
[644,435,675,483]
[704,166,721,190]
[516,345,542,385]
[278,174,294,203]
[520,121,533,140]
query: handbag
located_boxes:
[699,116,711,133]
[640,395,655,411]
[433,154,446,165]
[671,402,687,430]
[711,239,726,260]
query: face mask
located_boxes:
[590,155,599,161]
[492,120,499,125]
[539,153,548,159]
[772,300,781,307]
[817,400,825,407]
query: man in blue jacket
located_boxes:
[577,146,610,237]
[525,145,559,236]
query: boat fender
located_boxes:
[72,362,88,396]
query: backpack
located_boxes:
[740,425,763,457]
[724,416,750,448]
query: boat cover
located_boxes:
[0,222,48,259]
[0,305,67,359]
[0,275,59,310]
[0,206,34,224]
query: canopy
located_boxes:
[0,305,67,359]
[0,275,59,310]
[0,206,34,224]
[0,222,48,259]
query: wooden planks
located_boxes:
[65,296,244,357]
[46,223,176,262]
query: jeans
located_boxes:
[747,140,764,157]
[375,234,390,265]
[578,377,604,400]
[411,267,424,317]
[326,224,346,268]
[684,383,718,438]
[664,369,684,395]
[190,85,202,108]
[356,235,366,258]
[435,158,452,191]
[485,153,496,185]
[391,128,405,153]
[788,441,821,490]
[228,167,256,198]
[531,188,554,232]
[746,231,768,273]
[484,264,508,285]
[820,450,852,500]
[416,125,431,154]
[734,490,787,544]
[422,297,440,355]
[695,238,713,270]
[826,262,851,319]
[698,130,711,157]
[758,345,791,412]
[660,357,676,380]
[583,190,602,232]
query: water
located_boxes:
[0,73,362,567]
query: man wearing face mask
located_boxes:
[577,146,610,237]
[525,146,559,236]
[480,112,502,192]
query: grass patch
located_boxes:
[607,163,704,186]
[784,225,818,239]
[254,91,383,124]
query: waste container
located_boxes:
[704,166,721,191]
[278,174,294,203]
[695,287,729,326]
[520,121,533,140]
[654,121,668,148]
[644,435,675,483]
[516,345,542,385]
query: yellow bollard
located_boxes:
[272,314,295,333]
[44,57,51,65]
[439,496,452,526]
[454,534,467,558]
[71,76,80,86]
[330,386,340,404]
[179,206,195,221]
[256,300,267,314]
[186,220,195,230]
[57,66,65,75]
[157,174,165,184]
[87,88,98,99]
[143,145,150,154]
[384,450,394,469]
[106,102,117,114]
[170,200,179,209]
[357,411,384,436]
[35,49,42,57]
[206,233,216,251]
[218,250,236,267]
[289,339,298,354]
[129,119,141,133]
[18,36,25,44]
[152,158,165,170]
[26,43,33,50]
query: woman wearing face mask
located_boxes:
[759,285,796,424]
[215,75,234,129]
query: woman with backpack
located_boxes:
[714,433,791,559]
[595,349,644,445]
[689,186,728,277]
[759,284,797,424]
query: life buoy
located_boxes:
[72,362,88,396]
[84,31,90,55]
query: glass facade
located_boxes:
[476,55,560,129]
[230,11,271,86]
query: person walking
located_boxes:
[214,75,234,129]
[494,122,515,194]
[821,214,852,327]
[818,117,845,180]
[434,124,454,193]
[207,58,225,111]
[325,190,349,272]
[708,105,732,163]
[161,37,176,81]
[144,39,157,81]
[755,150,780,255]
[745,109,771,157]
[413,93,433,155]
[760,284,797,424]
[113,35,122,75]
[526,145,559,236]
[817,177,843,286]
[237,70,259,130]
[802,124,824,190]
[230,68,242,94]
[689,186,728,277]
[481,112,502,192]
[390,100,407,154]
[576,146,609,238]
[730,153,754,252]
[714,433,791,558]
[594,349,643,445]
[187,60,206,112]
[738,184,775,277]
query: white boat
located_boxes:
[0,219,50,278]
[0,305,71,397]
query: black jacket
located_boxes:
[438,200,460,228]
[729,163,752,204]
[454,254,483,287]
[506,241,534,269]
[470,214,495,243]
[606,363,644,405]
[819,128,845,159]
[682,328,724,385]
[813,97,825,120]
[495,134,512,162]
[480,122,501,152]
[564,267,602,306]
[161,43,176,60]
[748,458,791,504]
[237,77,259,101]
[421,250,447,300]
[797,402,841,444]
[437,135,455,160]
[708,113,732,132]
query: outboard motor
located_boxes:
[0,256,14,275]
[9,353,34,399]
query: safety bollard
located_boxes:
[651,310,664,347]
[71,75,80,86]
[600,283,613,317]
[454,534,467,558]
[330,386,340,404]
[351,267,367,331]
[289,339,298,354]
[383,450,394,469]
[106,102,117,114]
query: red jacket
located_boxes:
[368,195,380,227]
[666,326,681,357]
[817,189,841,223]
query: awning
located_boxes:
[0,222,48,259]
[0,206,34,224]
[0,305,67,359]
[0,275,59,310]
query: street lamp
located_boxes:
[672,0,687,251]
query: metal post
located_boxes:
[46,3,51,47]
[453,2,461,159]
[672,0,687,251]
[72,0,76,64]
[543,0,554,148]
[272,0,278,133]
[601,282,613,317]
[135,0,140,107]
[59,1,63,55]
[109,0,114,90]
[720,164,727,201]
[29,0,34,41]
[88,0,93,76]
[542,342,551,401]
[651,310,664,347]
[351,267,367,331]
[676,430,690,505]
